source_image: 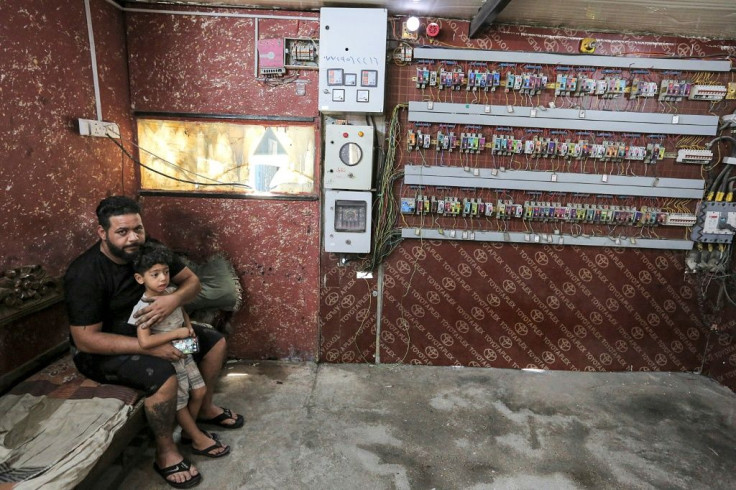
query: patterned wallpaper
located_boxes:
[319,21,736,390]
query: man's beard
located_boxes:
[105,239,141,263]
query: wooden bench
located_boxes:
[0,352,146,488]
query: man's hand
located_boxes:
[146,342,185,362]
[134,293,180,329]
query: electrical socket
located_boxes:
[78,118,120,138]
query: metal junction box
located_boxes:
[318,8,387,114]
[323,125,374,190]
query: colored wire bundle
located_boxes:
[360,103,407,272]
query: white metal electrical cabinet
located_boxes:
[324,190,372,253]
[318,8,387,114]
[323,125,374,190]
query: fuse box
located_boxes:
[324,190,373,253]
[284,38,319,69]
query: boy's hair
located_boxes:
[96,196,141,230]
[133,242,174,275]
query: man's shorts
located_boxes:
[72,323,223,396]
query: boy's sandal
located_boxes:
[153,459,202,488]
[190,439,231,459]
[196,407,244,429]
[180,430,219,446]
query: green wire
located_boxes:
[362,104,407,272]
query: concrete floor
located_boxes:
[109,361,736,490]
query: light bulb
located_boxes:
[406,16,420,32]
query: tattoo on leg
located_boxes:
[146,398,177,438]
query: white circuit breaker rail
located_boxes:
[401,228,694,250]
[408,102,719,136]
[676,149,714,164]
[404,165,705,199]
[412,47,732,72]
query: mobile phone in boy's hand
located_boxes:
[171,336,199,354]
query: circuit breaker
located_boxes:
[324,125,374,190]
[691,202,736,243]
[324,190,372,253]
[318,8,387,114]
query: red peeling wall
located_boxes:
[126,7,321,360]
[2,1,735,393]
[139,197,320,360]
[126,8,319,117]
[1,0,134,378]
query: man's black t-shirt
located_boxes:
[64,241,185,342]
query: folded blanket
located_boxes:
[0,356,141,488]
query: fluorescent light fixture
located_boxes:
[406,16,420,32]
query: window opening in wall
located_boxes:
[136,118,316,196]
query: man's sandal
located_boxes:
[190,439,231,459]
[153,459,202,488]
[196,407,244,429]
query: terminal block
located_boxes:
[665,213,697,226]
[676,149,714,164]
[688,85,728,101]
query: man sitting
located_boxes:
[64,196,243,488]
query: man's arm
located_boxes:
[133,266,201,330]
[182,309,195,337]
[71,322,183,361]
[137,325,191,350]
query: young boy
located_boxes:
[130,242,230,460]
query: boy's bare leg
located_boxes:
[187,385,205,424]
[197,338,242,425]
[146,375,199,485]
[177,392,228,456]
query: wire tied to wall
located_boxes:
[108,134,253,189]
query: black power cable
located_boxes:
[107,135,252,189]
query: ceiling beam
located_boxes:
[469,0,512,38]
